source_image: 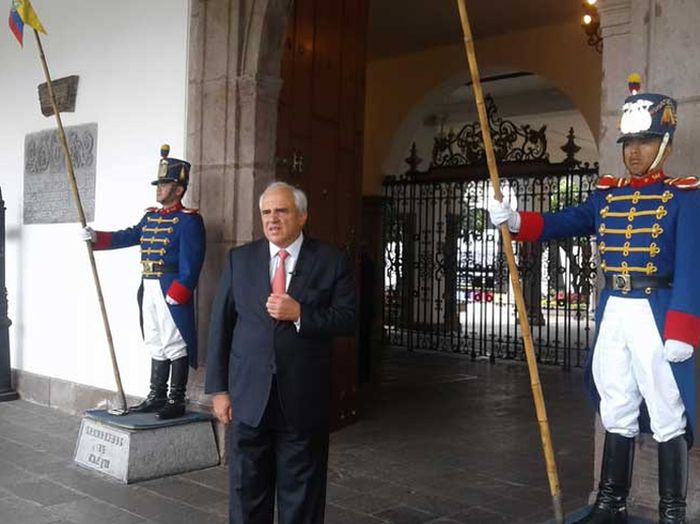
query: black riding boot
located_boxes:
[658,434,688,524]
[156,357,189,420]
[129,359,170,413]
[573,432,635,524]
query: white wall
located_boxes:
[0,0,190,396]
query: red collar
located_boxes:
[159,202,184,214]
[629,171,666,188]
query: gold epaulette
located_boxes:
[596,174,629,190]
[182,207,200,214]
[664,176,700,190]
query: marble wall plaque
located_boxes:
[23,123,97,224]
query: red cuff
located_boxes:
[664,310,700,348]
[513,212,544,242]
[94,231,112,250]
[166,280,192,304]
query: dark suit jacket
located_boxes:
[205,237,357,430]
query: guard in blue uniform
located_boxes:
[489,77,699,524]
[81,145,206,420]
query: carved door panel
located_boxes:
[277,0,368,430]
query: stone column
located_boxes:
[594,0,700,517]
[184,0,291,406]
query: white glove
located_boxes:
[165,295,179,306]
[664,339,694,363]
[488,198,521,233]
[79,226,96,243]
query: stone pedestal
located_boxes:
[74,409,219,483]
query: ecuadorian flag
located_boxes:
[8,0,46,46]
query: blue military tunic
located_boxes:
[93,202,206,368]
[516,171,700,444]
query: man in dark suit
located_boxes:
[205,181,357,524]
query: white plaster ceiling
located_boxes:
[369,0,582,59]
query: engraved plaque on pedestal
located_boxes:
[74,418,130,481]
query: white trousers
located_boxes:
[142,279,187,361]
[593,296,686,443]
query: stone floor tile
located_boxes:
[4,479,86,507]
[386,490,467,517]
[325,502,391,524]
[0,437,67,471]
[331,472,399,493]
[376,505,439,524]
[19,456,76,477]
[0,496,68,524]
[0,460,34,488]
[179,466,229,493]
[47,465,125,497]
[0,349,598,524]
[479,492,552,519]
[334,491,400,514]
[138,476,227,507]
[326,481,363,503]
[448,505,512,523]
[46,469,169,519]
[48,498,147,524]
[202,499,229,518]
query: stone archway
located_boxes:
[382,69,600,178]
[184,0,292,399]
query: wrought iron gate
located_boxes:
[382,97,599,369]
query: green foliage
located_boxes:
[550,177,583,211]
[461,207,487,236]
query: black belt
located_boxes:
[604,274,672,293]
[141,261,178,274]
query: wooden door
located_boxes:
[276,0,368,430]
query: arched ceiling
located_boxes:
[369,0,582,59]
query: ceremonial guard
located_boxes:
[489,77,699,524]
[81,145,206,420]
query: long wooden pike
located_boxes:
[32,29,128,415]
[454,2,564,522]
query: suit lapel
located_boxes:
[287,237,318,300]
[253,239,272,314]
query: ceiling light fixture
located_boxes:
[581,0,603,53]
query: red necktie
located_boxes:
[271,249,289,294]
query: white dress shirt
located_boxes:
[269,233,303,291]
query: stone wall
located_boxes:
[184,0,291,402]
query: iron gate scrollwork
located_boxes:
[382,98,599,369]
[432,95,548,166]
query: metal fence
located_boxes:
[382,112,600,369]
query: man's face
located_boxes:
[156,181,183,207]
[622,136,665,177]
[260,187,307,248]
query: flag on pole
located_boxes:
[8,0,46,46]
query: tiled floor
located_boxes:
[0,348,597,523]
